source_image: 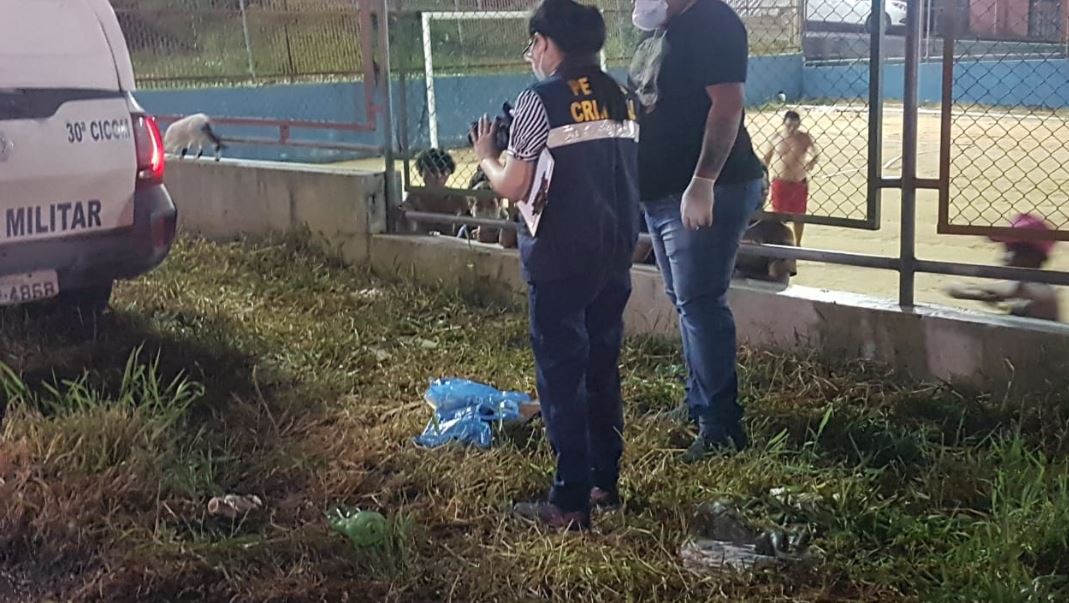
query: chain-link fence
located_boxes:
[396,0,826,222]
[778,0,896,227]
[115,0,371,88]
[121,0,388,163]
[939,1,1069,240]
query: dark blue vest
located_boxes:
[518,68,640,283]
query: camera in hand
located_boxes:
[468,101,514,154]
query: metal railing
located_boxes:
[140,0,395,172]
[155,114,382,155]
[118,0,1069,309]
[394,0,1069,308]
[400,208,1069,290]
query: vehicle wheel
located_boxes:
[56,282,114,318]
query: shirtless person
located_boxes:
[398,149,471,236]
[763,111,818,245]
[946,213,1060,322]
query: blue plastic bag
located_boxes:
[415,378,532,448]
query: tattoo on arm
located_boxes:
[696,91,739,180]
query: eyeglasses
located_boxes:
[522,36,536,61]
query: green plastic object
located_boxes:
[330,508,388,548]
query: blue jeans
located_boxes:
[643,178,763,439]
[528,268,632,513]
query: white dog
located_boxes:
[164,113,226,161]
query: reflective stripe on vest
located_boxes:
[546,120,640,150]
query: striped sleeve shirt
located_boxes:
[507,88,550,162]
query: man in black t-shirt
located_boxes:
[630,0,765,460]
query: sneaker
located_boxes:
[682,430,749,463]
[590,487,622,510]
[512,501,591,531]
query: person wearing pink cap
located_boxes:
[946,213,1060,321]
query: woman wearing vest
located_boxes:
[471,0,641,531]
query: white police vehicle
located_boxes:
[0,0,176,314]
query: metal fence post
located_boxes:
[238,0,257,80]
[867,0,885,229]
[378,0,398,211]
[899,0,923,307]
[421,12,439,149]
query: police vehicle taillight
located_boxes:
[133,114,165,185]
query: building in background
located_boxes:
[968,0,1066,41]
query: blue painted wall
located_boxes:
[137,54,1068,163]
[138,82,384,163]
[137,54,804,163]
[802,58,1069,108]
[747,53,805,105]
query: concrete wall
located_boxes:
[803,57,1069,109]
[164,159,388,264]
[368,235,1069,396]
[137,54,804,163]
[165,160,1069,395]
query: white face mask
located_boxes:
[633,0,668,31]
[532,52,548,81]
[530,38,550,81]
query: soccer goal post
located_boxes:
[421,10,606,149]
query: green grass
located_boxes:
[1,235,1068,601]
[127,9,366,87]
[127,7,800,87]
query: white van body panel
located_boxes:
[85,0,138,92]
[0,0,120,90]
[0,0,138,246]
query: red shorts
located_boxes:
[770,179,809,215]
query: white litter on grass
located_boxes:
[207,494,263,520]
[352,288,384,300]
[684,499,818,576]
[680,538,778,574]
[769,487,822,507]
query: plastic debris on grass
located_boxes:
[330,508,389,549]
[681,500,814,575]
[207,494,263,519]
[414,378,540,448]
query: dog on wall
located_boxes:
[735,219,797,284]
[164,113,226,161]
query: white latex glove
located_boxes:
[681,176,716,230]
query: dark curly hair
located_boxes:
[415,148,456,177]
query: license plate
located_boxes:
[0,271,59,306]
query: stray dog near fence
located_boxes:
[735,219,797,284]
[164,113,226,161]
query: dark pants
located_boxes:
[528,268,632,513]
[643,178,764,439]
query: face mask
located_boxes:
[633,0,668,31]
[531,39,549,81]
